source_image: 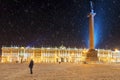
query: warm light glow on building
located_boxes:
[1,46,120,63]
[115,48,119,52]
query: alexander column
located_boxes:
[89,1,95,49]
[86,1,98,63]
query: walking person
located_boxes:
[29,59,34,74]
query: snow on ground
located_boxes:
[0,63,120,80]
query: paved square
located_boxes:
[1,63,120,80]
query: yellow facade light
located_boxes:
[115,48,119,52]
[21,47,24,49]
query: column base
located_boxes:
[86,49,99,64]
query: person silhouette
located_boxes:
[29,59,34,74]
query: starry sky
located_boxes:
[0,0,120,50]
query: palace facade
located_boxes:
[1,46,120,63]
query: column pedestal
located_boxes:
[86,49,98,63]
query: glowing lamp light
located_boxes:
[21,47,24,49]
[31,56,34,59]
[115,49,119,52]
[83,49,88,53]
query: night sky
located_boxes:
[0,0,120,50]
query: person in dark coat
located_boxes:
[29,59,34,74]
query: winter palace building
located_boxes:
[1,46,120,63]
